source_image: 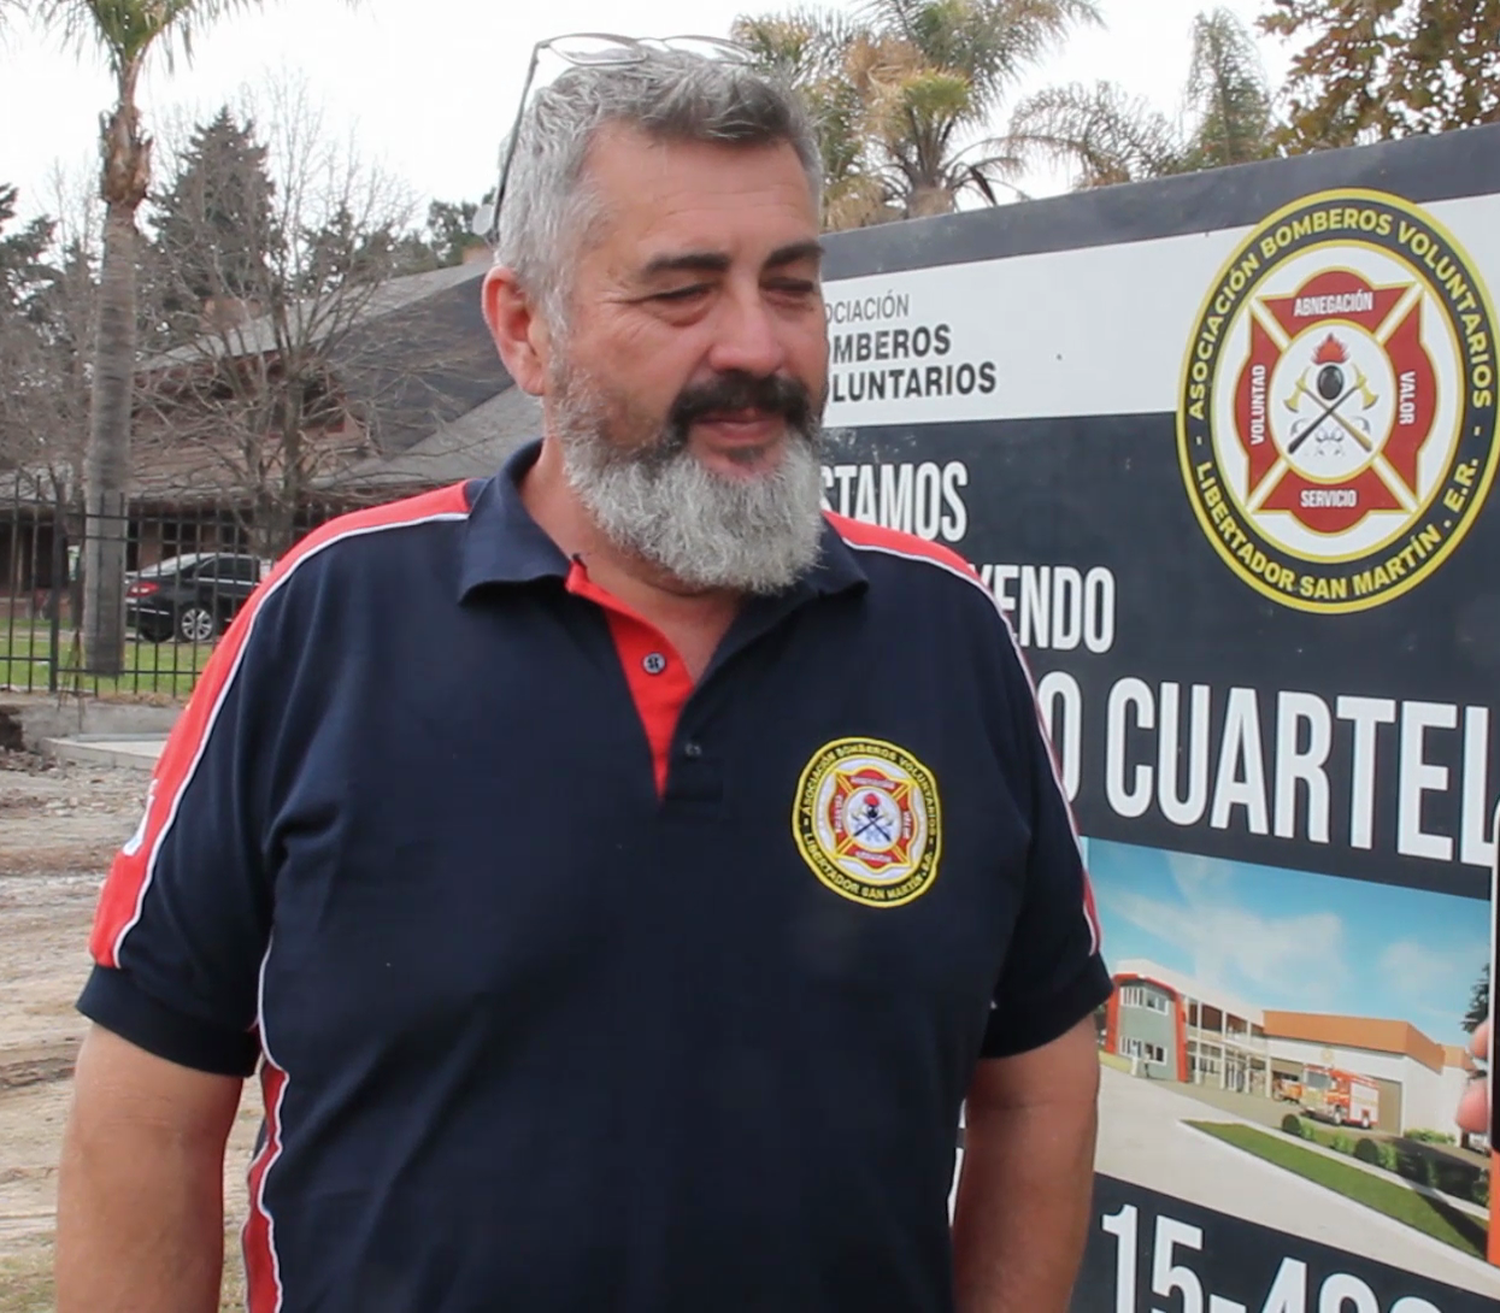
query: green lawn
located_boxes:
[1188,1121,1488,1259]
[1,619,209,699]
[0,1247,52,1313]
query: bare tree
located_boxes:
[31,166,101,490]
[0,168,98,630]
[0,168,100,482]
[138,83,434,558]
[31,0,363,674]
[0,189,58,471]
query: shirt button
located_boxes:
[683,741,704,759]
[642,653,668,676]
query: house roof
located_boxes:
[129,258,525,498]
[1262,1011,1446,1074]
[338,384,541,491]
[145,261,490,370]
[332,264,512,456]
[128,417,373,504]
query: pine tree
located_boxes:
[298,203,405,296]
[151,108,276,345]
[0,187,87,480]
[0,185,58,319]
[386,200,487,275]
[423,200,484,267]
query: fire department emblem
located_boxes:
[1178,189,1498,613]
[792,738,941,908]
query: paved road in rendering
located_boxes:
[1094,1066,1499,1297]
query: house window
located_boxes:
[1120,985,1169,1013]
[1123,1039,1167,1064]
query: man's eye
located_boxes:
[768,279,818,296]
[655,285,710,303]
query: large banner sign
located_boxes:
[821,126,1500,1312]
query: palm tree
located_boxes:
[873,0,1103,215]
[1005,81,1181,187]
[1011,8,1276,188]
[1177,8,1277,171]
[737,0,1102,227]
[736,9,898,229]
[33,1,350,673]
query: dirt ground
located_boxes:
[0,750,259,1311]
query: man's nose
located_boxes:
[706,286,789,379]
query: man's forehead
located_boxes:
[578,123,819,262]
[583,119,802,173]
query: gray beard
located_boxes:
[550,379,827,596]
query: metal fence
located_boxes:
[1,469,380,700]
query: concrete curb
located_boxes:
[39,736,165,772]
[1,694,181,751]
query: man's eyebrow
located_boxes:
[637,240,825,281]
[640,251,732,279]
[765,240,824,270]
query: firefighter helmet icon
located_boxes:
[1316,338,1346,400]
[1178,189,1498,613]
[792,738,942,907]
[849,789,903,852]
[1274,326,1394,487]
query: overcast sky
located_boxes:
[1,0,1290,226]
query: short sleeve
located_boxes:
[981,637,1112,1059]
[78,598,281,1077]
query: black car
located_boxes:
[126,552,273,643]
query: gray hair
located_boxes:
[496,48,823,327]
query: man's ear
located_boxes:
[483,265,551,396]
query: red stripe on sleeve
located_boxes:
[824,512,980,578]
[89,483,472,968]
[88,602,261,968]
[243,1059,289,1313]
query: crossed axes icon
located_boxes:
[1283,368,1378,455]
[853,806,895,843]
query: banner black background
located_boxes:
[823,123,1500,1311]
[823,419,1499,900]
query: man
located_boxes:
[56,43,1110,1313]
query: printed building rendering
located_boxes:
[1103,959,1474,1135]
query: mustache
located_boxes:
[669,372,816,436]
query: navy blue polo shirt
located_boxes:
[81,439,1111,1313]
